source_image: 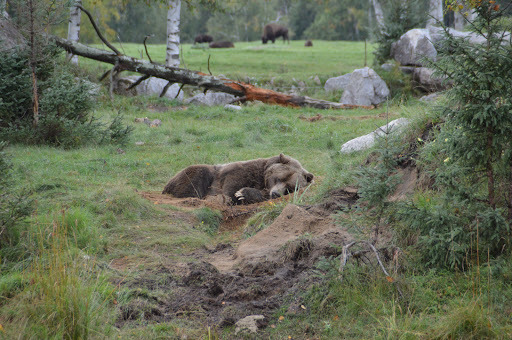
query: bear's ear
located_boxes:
[278,153,288,163]
[306,173,314,183]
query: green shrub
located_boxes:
[0,45,132,148]
[396,2,512,270]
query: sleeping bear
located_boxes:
[162,154,314,204]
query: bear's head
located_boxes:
[265,154,314,199]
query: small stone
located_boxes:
[224,104,242,111]
[135,141,145,146]
[235,315,265,335]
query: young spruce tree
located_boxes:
[399,0,512,269]
[431,1,512,211]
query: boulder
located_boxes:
[412,67,452,92]
[340,67,390,106]
[428,26,487,45]
[340,118,409,153]
[184,92,237,106]
[114,76,184,100]
[419,92,442,102]
[391,28,437,67]
[235,315,266,335]
[0,17,26,52]
[324,73,351,92]
[380,63,395,72]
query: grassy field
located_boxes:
[2,40,512,339]
[87,40,374,92]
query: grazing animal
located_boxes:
[209,41,235,48]
[305,40,313,47]
[162,154,314,205]
[262,23,289,44]
[194,34,213,44]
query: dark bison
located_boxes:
[305,40,313,47]
[262,23,289,44]
[209,41,235,48]
[194,34,213,44]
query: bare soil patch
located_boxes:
[114,189,359,328]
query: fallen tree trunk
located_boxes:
[52,35,373,109]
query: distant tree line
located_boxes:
[60,0,372,44]
[7,0,511,45]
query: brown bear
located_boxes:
[262,23,289,44]
[194,34,213,44]
[305,40,313,47]
[162,154,314,205]
[209,41,235,48]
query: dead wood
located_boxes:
[339,241,404,299]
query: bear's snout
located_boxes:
[271,191,281,199]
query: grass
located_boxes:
[2,40,512,338]
[84,40,375,96]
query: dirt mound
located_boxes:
[208,204,352,274]
[135,190,357,328]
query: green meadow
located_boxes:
[2,40,512,339]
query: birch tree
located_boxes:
[427,0,443,27]
[371,0,384,34]
[165,0,181,67]
[67,0,82,64]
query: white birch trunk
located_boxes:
[67,0,82,64]
[1,0,8,18]
[165,0,181,67]
[427,0,443,27]
[371,0,384,34]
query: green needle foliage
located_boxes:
[399,1,512,269]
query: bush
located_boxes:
[395,2,512,270]
[0,45,132,148]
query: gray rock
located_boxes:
[428,26,487,45]
[340,118,409,153]
[381,63,395,72]
[340,67,390,106]
[224,104,242,111]
[115,76,184,100]
[391,28,437,66]
[399,66,416,75]
[235,315,265,335]
[419,92,442,102]
[413,67,452,92]
[0,17,26,52]
[184,92,236,106]
[313,75,321,85]
[324,73,351,92]
[297,80,306,91]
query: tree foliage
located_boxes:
[398,1,512,269]
[372,0,428,65]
